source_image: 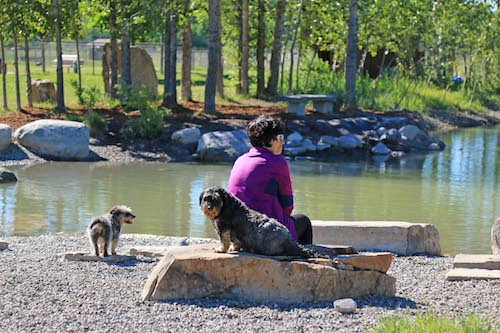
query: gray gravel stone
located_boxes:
[0,234,498,332]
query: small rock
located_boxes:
[0,241,8,250]
[334,298,357,314]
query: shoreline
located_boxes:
[0,108,499,168]
[0,234,498,332]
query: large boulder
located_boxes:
[0,167,17,183]
[14,120,90,160]
[0,124,12,151]
[31,79,57,102]
[196,129,251,162]
[492,217,500,255]
[141,244,396,304]
[312,221,441,256]
[130,47,158,98]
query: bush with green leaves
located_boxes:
[117,85,170,139]
[69,81,108,137]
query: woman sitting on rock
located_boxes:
[228,115,313,244]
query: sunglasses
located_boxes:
[275,134,285,142]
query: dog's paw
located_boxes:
[228,243,240,252]
[214,245,227,253]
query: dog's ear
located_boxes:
[110,206,120,215]
[199,190,205,206]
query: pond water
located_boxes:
[1,126,498,255]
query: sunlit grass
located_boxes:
[0,56,495,114]
[374,312,499,333]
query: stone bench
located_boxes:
[275,94,337,115]
[140,244,395,304]
[311,221,441,256]
[446,254,500,281]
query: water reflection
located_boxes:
[0,126,498,254]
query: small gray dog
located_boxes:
[88,205,135,257]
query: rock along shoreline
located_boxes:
[0,234,499,332]
[0,108,499,168]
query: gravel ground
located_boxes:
[0,234,498,333]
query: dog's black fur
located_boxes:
[199,186,329,259]
[88,205,135,257]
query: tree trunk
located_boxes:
[53,0,65,113]
[163,11,178,108]
[288,0,304,94]
[216,0,224,98]
[204,0,219,113]
[345,0,358,109]
[240,0,249,95]
[121,31,131,90]
[181,20,193,101]
[1,38,7,110]
[265,0,286,97]
[235,1,242,94]
[76,37,82,90]
[24,36,33,107]
[41,40,46,73]
[109,2,118,99]
[12,32,21,111]
[256,0,266,98]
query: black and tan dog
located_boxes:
[88,205,135,257]
[199,186,329,259]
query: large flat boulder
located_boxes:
[14,119,89,160]
[141,244,396,304]
[312,221,441,256]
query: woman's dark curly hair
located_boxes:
[246,115,285,147]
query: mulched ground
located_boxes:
[1,100,498,139]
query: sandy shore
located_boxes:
[0,234,498,332]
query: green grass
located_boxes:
[374,312,499,333]
[0,56,496,114]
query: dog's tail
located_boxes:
[287,243,332,260]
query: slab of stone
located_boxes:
[0,241,8,250]
[0,124,12,151]
[130,243,358,258]
[332,252,393,273]
[452,254,500,270]
[59,251,136,263]
[312,221,441,256]
[446,268,500,281]
[142,244,396,303]
[131,243,390,273]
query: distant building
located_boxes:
[86,39,110,60]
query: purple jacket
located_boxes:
[228,147,297,240]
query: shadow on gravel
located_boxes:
[355,295,418,310]
[156,295,418,311]
[101,257,157,267]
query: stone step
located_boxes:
[452,254,500,270]
[311,220,441,256]
[446,268,500,281]
[141,244,396,304]
[0,241,8,250]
